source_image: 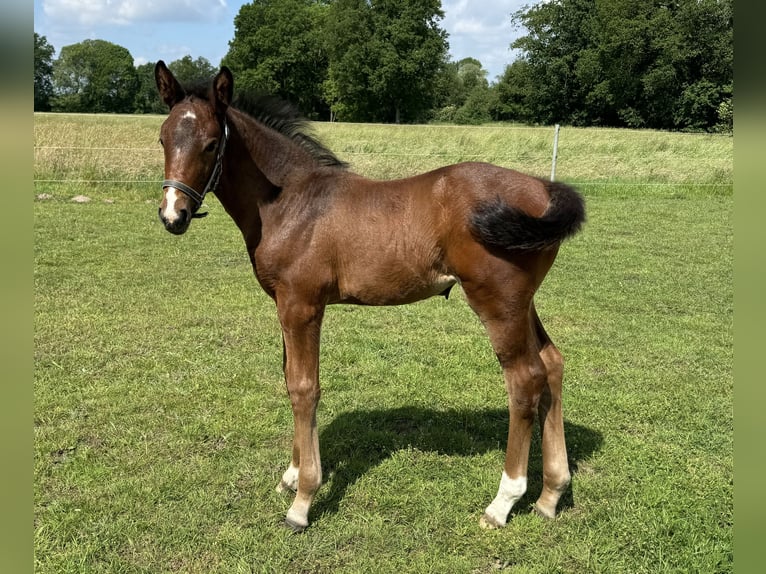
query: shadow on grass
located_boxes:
[312,406,602,523]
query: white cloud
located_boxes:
[42,0,227,28]
[441,0,526,80]
[453,18,488,35]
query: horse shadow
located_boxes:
[311,406,602,522]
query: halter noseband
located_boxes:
[162,120,230,219]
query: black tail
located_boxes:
[470,180,585,251]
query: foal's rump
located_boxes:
[470,181,585,251]
[440,162,585,252]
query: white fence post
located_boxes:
[550,124,560,182]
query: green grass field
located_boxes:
[34,115,732,573]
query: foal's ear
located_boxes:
[213,66,234,116]
[155,60,185,109]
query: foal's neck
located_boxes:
[229,108,318,189]
[214,109,320,251]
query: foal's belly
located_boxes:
[334,271,458,306]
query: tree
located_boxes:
[498,0,733,130]
[169,56,217,86]
[594,0,733,130]
[133,57,217,114]
[223,0,330,118]
[325,0,449,123]
[34,33,55,111]
[51,39,138,113]
[507,0,597,126]
[133,63,166,114]
[493,60,536,123]
[456,58,488,94]
[672,0,733,130]
[433,58,494,124]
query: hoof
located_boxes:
[479,513,505,530]
[283,517,307,534]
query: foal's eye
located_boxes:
[158,138,164,148]
[204,140,217,153]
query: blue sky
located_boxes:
[33,0,527,82]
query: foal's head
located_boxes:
[154,61,232,235]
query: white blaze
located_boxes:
[162,186,184,223]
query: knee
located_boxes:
[507,358,547,414]
[510,392,541,419]
[288,378,321,408]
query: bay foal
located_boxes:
[154,62,585,531]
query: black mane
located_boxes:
[182,80,348,169]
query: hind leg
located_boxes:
[462,276,545,529]
[480,358,545,529]
[532,307,571,519]
[480,323,546,529]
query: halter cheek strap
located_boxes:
[162,121,230,219]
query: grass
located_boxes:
[34,114,732,573]
[33,113,732,198]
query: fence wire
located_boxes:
[33,126,733,189]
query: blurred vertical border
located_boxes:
[15,2,757,573]
[1,1,31,572]
[734,2,764,573]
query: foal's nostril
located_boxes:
[158,203,190,234]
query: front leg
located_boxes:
[277,296,325,532]
[276,337,301,494]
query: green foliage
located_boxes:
[133,57,217,114]
[498,0,733,131]
[169,55,217,86]
[51,39,139,113]
[34,33,55,112]
[433,58,496,125]
[325,0,449,123]
[714,90,733,134]
[223,0,330,118]
[133,63,166,114]
[493,60,535,123]
[34,0,733,130]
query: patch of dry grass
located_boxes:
[33,114,732,203]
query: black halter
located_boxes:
[162,120,230,219]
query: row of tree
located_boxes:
[500,0,733,130]
[34,35,218,115]
[34,0,733,131]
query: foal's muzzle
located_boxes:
[158,205,191,235]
